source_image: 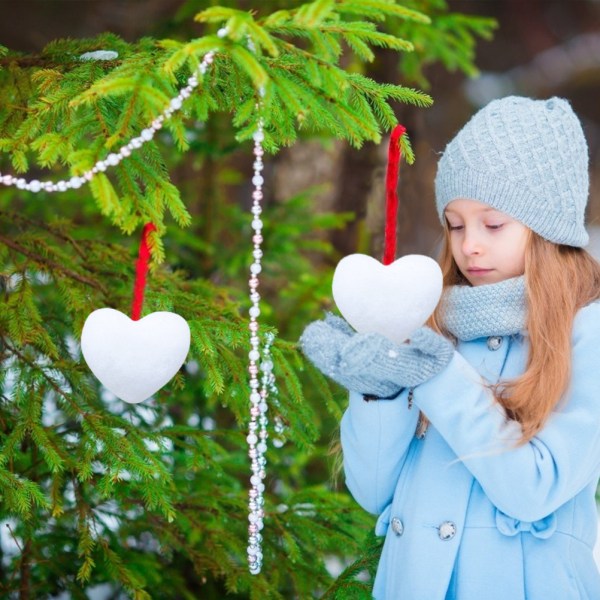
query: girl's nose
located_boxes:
[462,229,482,255]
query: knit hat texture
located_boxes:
[435,96,589,247]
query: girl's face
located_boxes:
[445,198,530,286]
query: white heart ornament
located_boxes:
[81,308,191,404]
[332,254,443,344]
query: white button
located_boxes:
[487,336,503,351]
[438,521,456,540]
[391,517,404,536]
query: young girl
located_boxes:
[300,96,600,599]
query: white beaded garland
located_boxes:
[246,106,277,576]
[0,50,216,192]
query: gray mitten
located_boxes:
[339,327,454,388]
[299,314,401,397]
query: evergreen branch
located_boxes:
[3,340,87,420]
[336,0,431,24]
[0,234,107,293]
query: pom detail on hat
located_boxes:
[435,96,589,247]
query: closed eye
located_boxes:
[448,225,463,231]
[486,224,504,230]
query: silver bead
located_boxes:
[28,180,41,193]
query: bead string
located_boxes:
[0,51,216,191]
[245,47,275,572]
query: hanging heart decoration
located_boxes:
[81,223,191,403]
[332,253,442,344]
[332,125,442,342]
[81,308,191,404]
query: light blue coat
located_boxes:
[341,301,600,599]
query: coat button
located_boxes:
[438,521,456,541]
[487,336,503,351]
[391,517,404,536]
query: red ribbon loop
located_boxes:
[383,124,406,266]
[131,222,157,321]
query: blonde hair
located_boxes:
[429,229,600,444]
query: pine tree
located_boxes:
[0,1,494,597]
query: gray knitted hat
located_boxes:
[435,96,589,247]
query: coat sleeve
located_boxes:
[414,301,600,523]
[340,389,419,515]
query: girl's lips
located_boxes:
[467,268,493,274]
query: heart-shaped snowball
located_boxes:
[81,308,191,404]
[332,254,443,344]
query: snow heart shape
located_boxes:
[332,254,443,344]
[81,308,191,404]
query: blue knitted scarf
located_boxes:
[441,276,527,341]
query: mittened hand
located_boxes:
[300,313,455,397]
[299,314,402,398]
[340,326,455,389]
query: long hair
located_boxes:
[429,229,600,444]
